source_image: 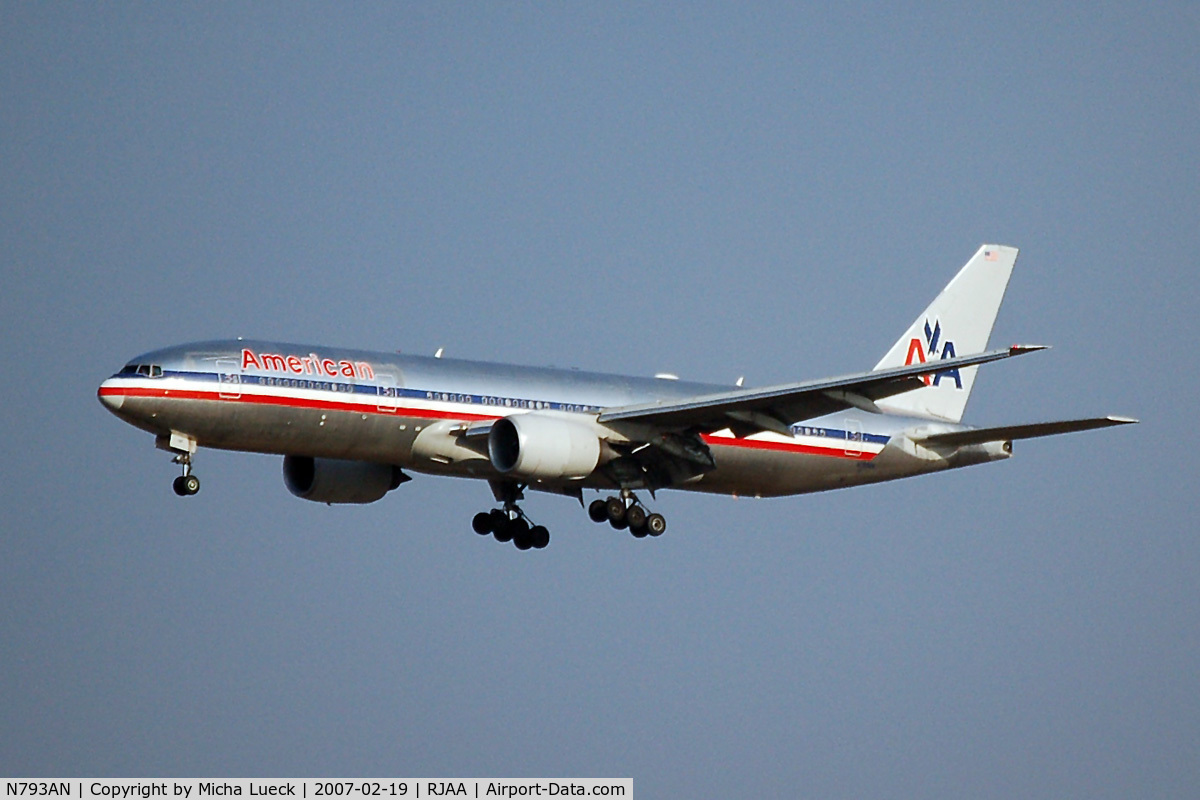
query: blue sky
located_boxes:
[2,5,1197,797]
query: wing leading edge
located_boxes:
[597,345,1047,435]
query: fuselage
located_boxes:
[97,339,1005,499]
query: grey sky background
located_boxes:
[2,4,1197,797]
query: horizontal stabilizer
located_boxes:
[917,415,1138,447]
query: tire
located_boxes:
[172,476,187,496]
[588,499,608,523]
[182,475,200,495]
[647,513,666,536]
[626,505,647,530]
[606,496,626,524]
[509,518,531,548]
[472,512,493,535]
[493,521,514,543]
[530,525,550,549]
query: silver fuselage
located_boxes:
[97,340,1007,498]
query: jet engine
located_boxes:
[488,413,602,481]
[283,455,408,504]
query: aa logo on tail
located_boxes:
[904,320,962,389]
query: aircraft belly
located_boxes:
[123,391,577,483]
[693,445,859,496]
[125,395,421,463]
[693,439,948,497]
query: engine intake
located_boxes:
[283,456,407,504]
[488,414,602,481]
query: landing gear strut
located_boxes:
[472,482,549,550]
[588,491,666,538]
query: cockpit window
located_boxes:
[121,363,163,378]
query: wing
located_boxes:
[597,345,1047,435]
[915,415,1138,447]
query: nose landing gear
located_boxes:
[158,432,200,496]
[170,452,200,496]
[588,491,666,538]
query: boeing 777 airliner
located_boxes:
[98,245,1135,549]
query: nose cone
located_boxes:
[97,379,125,413]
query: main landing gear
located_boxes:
[472,506,550,550]
[171,451,200,496]
[472,482,549,550]
[588,491,666,538]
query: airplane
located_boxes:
[97,245,1135,550]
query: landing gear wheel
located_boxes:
[606,497,626,525]
[530,525,550,549]
[171,474,200,496]
[472,512,494,535]
[588,499,608,523]
[646,513,666,536]
[508,518,531,549]
[626,504,647,530]
[493,520,515,543]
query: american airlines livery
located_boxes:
[98,245,1135,550]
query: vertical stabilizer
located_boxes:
[873,244,1018,422]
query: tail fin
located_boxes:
[873,244,1019,422]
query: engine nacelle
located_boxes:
[283,456,407,504]
[488,413,602,481]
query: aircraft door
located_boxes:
[844,417,863,457]
[376,373,399,413]
[216,359,242,399]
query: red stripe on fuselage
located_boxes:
[701,433,878,461]
[99,385,881,460]
[98,385,497,422]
